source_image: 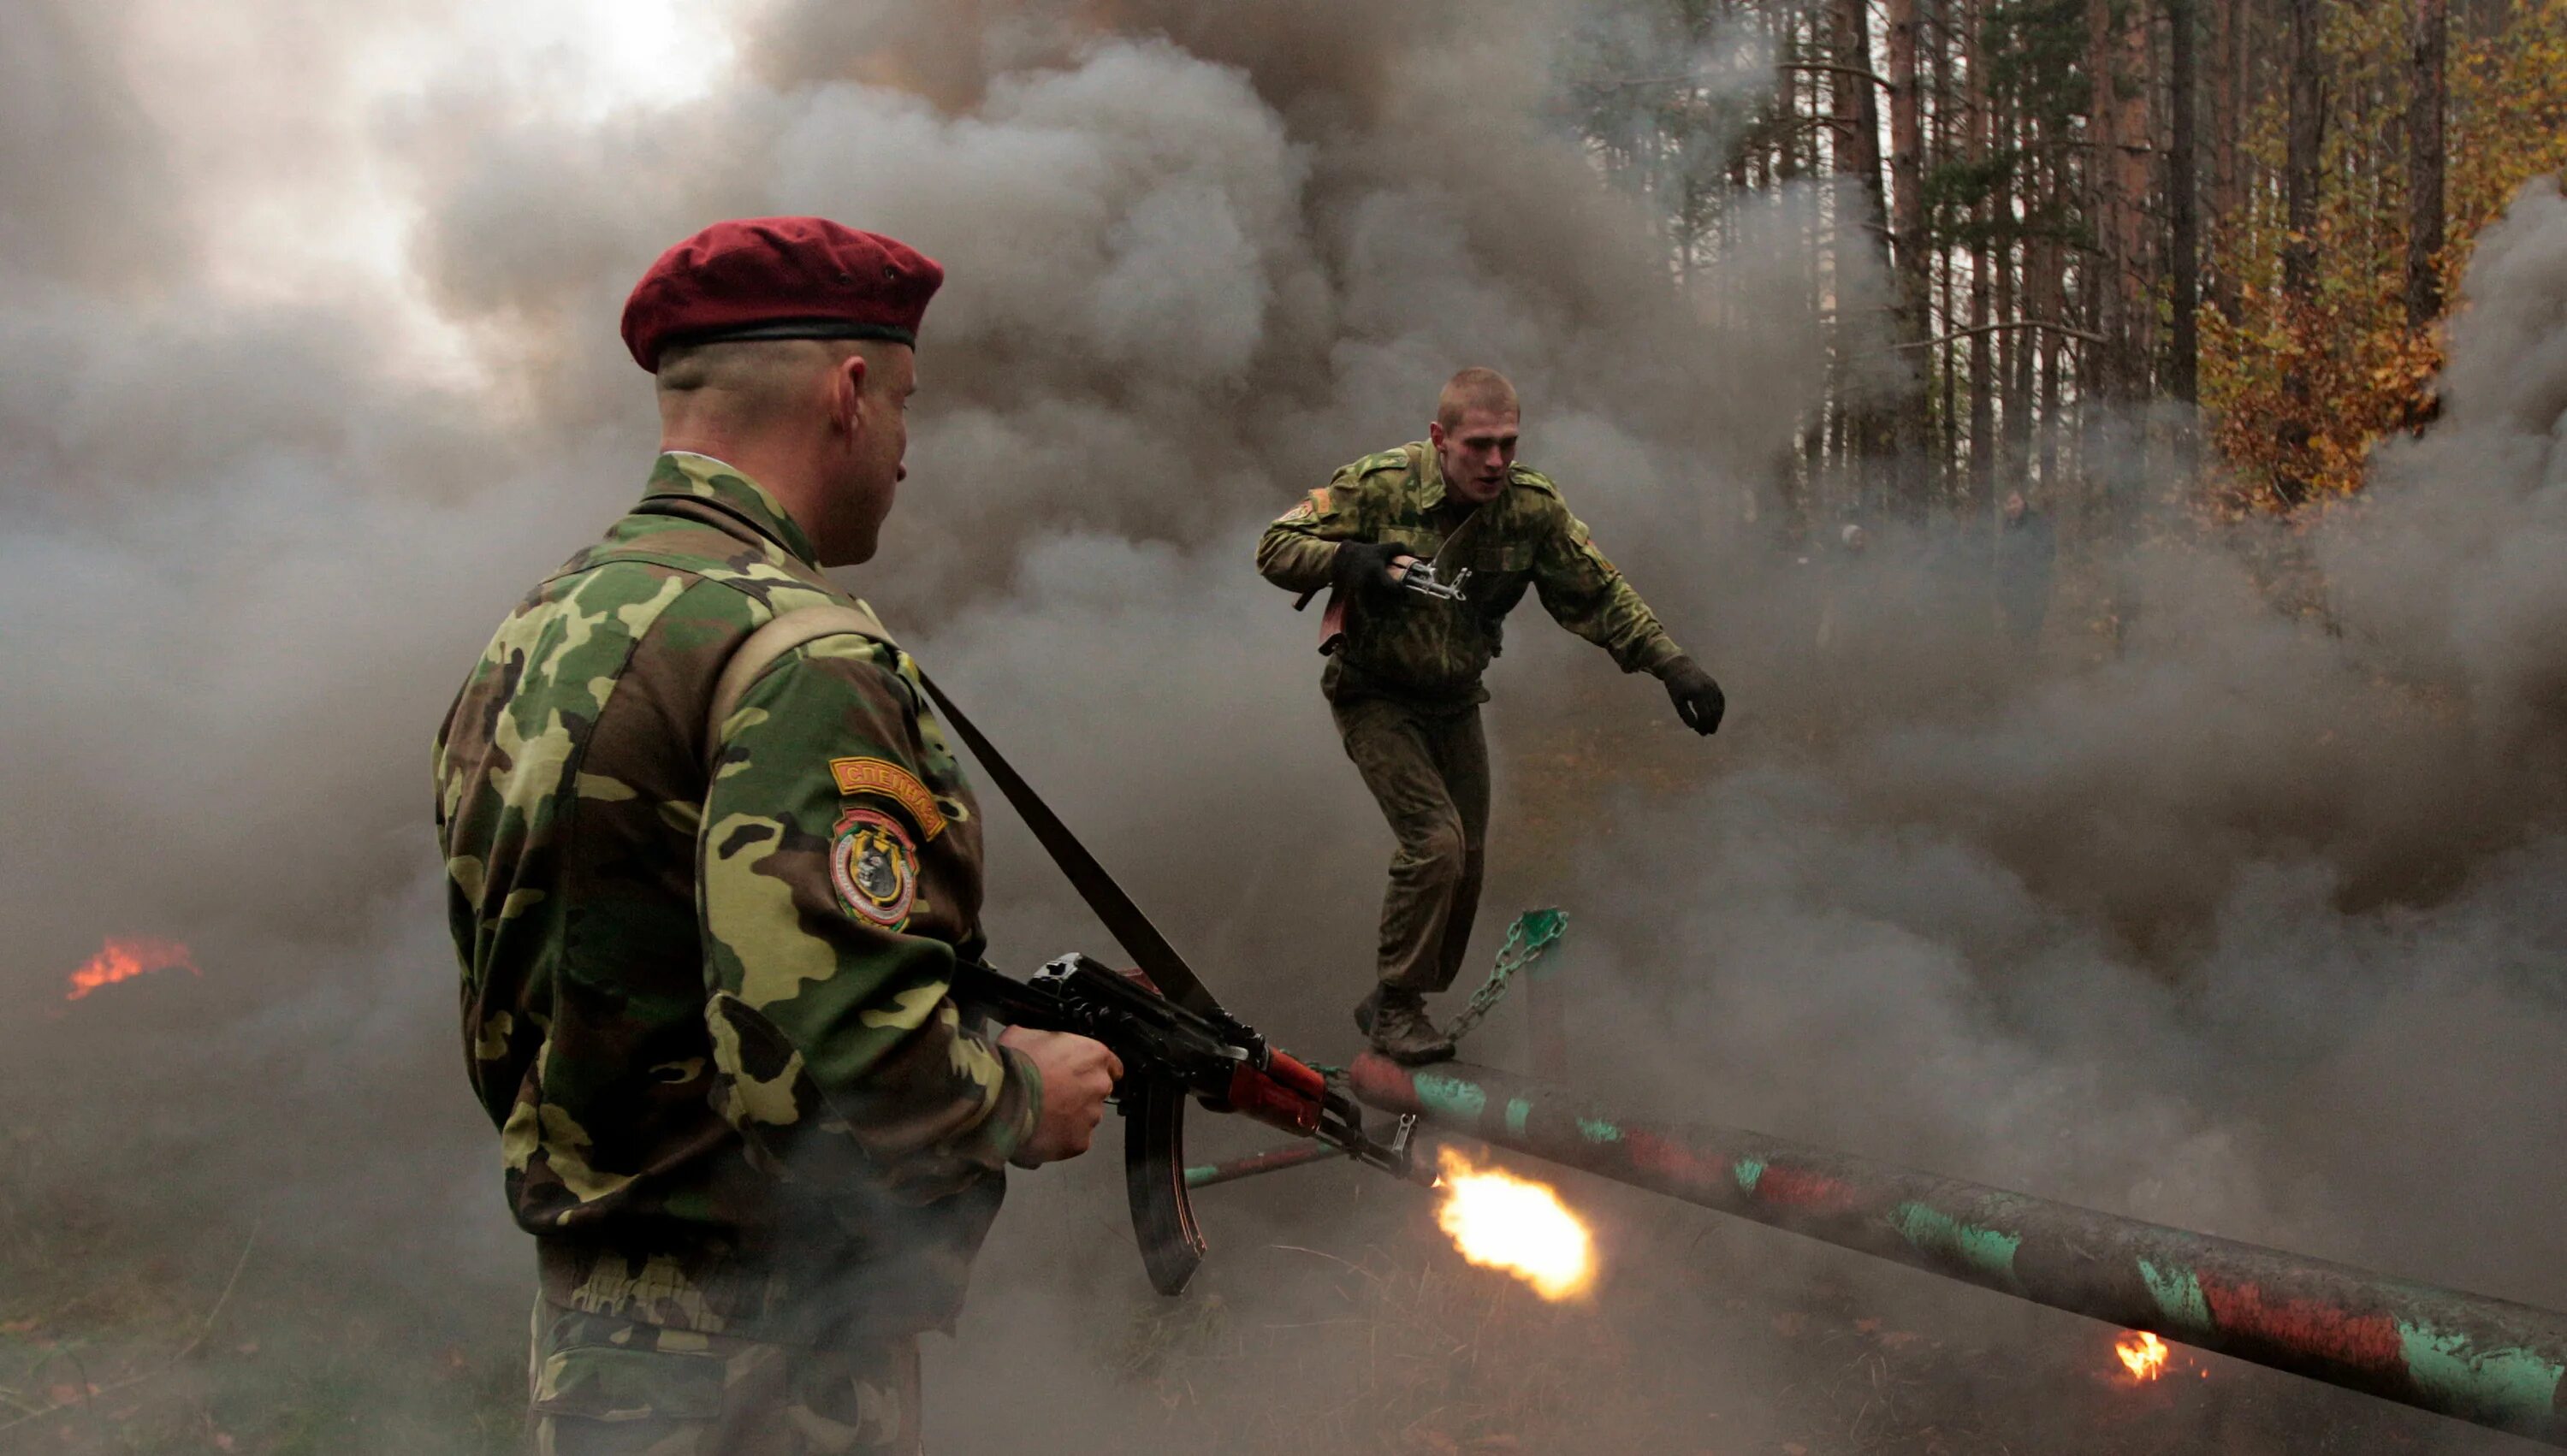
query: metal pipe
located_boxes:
[1349,1053,2567,1447]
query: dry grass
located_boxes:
[0,1128,520,1456]
[1112,1240,1650,1453]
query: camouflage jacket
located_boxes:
[433,453,1040,1347]
[1254,441,1687,706]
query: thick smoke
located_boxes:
[4,0,2566,1451]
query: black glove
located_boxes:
[1661,656,1725,735]
[1332,540,1408,602]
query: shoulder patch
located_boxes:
[830,757,948,840]
[830,808,920,930]
[1276,487,1326,525]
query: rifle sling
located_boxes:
[703,603,1230,1021]
[910,670,1228,1023]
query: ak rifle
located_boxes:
[916,670,1431,1297]
[955,955,1426,1296]
[1295,559,1473,656]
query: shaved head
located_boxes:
[1434,367,1518,432]
[655,337,897,425]
[653,335,919,566]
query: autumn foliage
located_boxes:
[2200,0,2567,513]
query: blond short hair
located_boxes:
[1435,368,1519,432]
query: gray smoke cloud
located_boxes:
[4,0,2566,1451]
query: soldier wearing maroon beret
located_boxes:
[436,216,1122,1454]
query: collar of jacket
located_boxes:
[1410,441,1526,516]
[1408,440,1448,510]
[639,451,823,567]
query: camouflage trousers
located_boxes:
[529,1304,922,1456]
[1331,695,1489,994]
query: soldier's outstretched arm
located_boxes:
[1527,494,1689,677]
[1528,491,1725,732]
[697,637,1040,1190]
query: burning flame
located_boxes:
[1433,1147,1596,1300]
[64,938,200,1001]
[2115,1329,2171,1382]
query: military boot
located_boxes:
[1364,986,1455,1065]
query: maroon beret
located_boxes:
[620,216,944,372]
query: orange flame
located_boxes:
[2115,1329,2171,1382]
[64,937,199,1001]
[1433,1147,1596,1300]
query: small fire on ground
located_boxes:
[65,937,199,1001]
[1433,1146,1596,1300]
[2115,1329,2173,1382]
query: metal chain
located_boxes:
[1441,908,1569,1045]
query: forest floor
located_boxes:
[2,1182,2471,1455]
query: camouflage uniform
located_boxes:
[1255,442,1687,991]
[436,452,1040,1454]
[528,1307,916,1456]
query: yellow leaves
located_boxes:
[2202,281,2448,512]
[2200,0,2567,513]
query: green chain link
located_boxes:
[1440,908,1569,1046]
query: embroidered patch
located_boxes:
[829,757,947,840]
[830,808,919,929]
[1277,488,1327,525]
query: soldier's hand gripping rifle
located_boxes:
[915,672,1431,1296]
[954,955,1425,1295]
[1294,556,1473,656]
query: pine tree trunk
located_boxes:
[2033,116,2065,500]
[1931,0,1961,502]
[2273,0,2326,507]
[2168,0,2201,408]
[2282,0,2325,304]
[1834,0,1895,514]
[1997,228,2024,492]
[2206,0,2244,321]
[1789,25,1823,535]
[1887,0,1936,513]
[1968,0,1998,516]
[2405,0,2447,327]
[2083,0,2149,555]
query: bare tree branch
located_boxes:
[1878,319,2106,352]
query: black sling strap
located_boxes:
[700,590,1235,1026]
[912,672,1229,1023]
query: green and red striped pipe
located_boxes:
[1349,1053,2567,1447]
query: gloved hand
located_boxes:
[1661,655,1725,735]
[1332,540,1411,601]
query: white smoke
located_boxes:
[5,2,2567,1452]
